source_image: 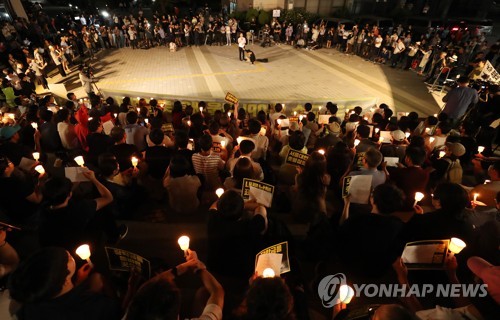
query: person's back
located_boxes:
[192,134,225,190]
[163,155,201,213]
[124,111,149,151]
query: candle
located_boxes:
[339,285,354,304]
[136,107,140,113]
[425,128,430,134]
[433,113,438,117]
[262,268,275,278]
[88,117,93,121]
[215,188,224,198]
[131,157,139,168]
[177,236,190,256]
[220,140,227,148]
[414,192,424,207]
[34,165,45,175]
[259,127,266,136]
[33,152,40,161]
[79,99,83,103]
[144,118,149,124]
[294,111,297,116]
[405,132,410,139]
[429,137,435,143]
[237,137,243,144]
[318,106,322,111]
[114,113,117,118]
[318,149,325,155]
[354,139,360,147]
[74,156,85,167]
[199,107,203,113]
[75,244,93,267]
[473,193,479,203]
[478,146,485,153]
[277,119,282,126]
[227,112,231,117]
[439,151,446,158]
[375,128,380,134]
[137,97,140,100]
[484,180,491,184]
[31,122,38,130]
[379,136,384,143]
[448,237,466,256]
[187,120,191,127]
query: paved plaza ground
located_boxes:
[57,43,442,116]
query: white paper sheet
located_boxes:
[385,157,399,167]
[255,253,282,277]
[65,166,90,182]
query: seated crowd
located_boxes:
[0,90,499,320]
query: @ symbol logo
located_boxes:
[317,273,351,308]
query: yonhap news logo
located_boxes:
[318,274,489,308]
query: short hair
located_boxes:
[357,125,370,138]
[288,131,306,151]
[365,148,383,168]
[39,109,53,122]
[169,155,190,178]
[248,119,261,134]
[408,112,419,121]
[457,76,469,84]
[98,153,118,177]
[198,134,213,152]
[149,129,164,145]
[56,108,70,122]
[233,157,254,189]
[208,120,220,135]
[149,99,158,107]
[88,118,101,133]
[126,111,138,125]
[326,102,338,114]
[110,126,126,143]
[372,113,383,123]
[307,112,316,122]
[126,277,180,320]
[433,183,469,215]
[354,106,362,115]
[239,139,255,154]
[217,190,244,221]
[405,147,426,165]
[245,277,294,320]
[174,130,188,149]
[427,116,438,126]
[66,92,75,100]
[8,247,70,304]
[372,183,404,214]
[384,108,393,119]
[304,103,312,112]
[275,103,283,112]
[437,121,452,134]
[41,177,73,206]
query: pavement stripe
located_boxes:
[191,46,225,97]
[199,46,238,95]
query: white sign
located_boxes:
[273,10,281,18]
[479,60,500,84]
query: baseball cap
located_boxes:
[0,125,20,140]
[391,130,405,142]
[445,142,466,157]
[467,256,500,304]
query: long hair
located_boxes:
[298,151,327,200]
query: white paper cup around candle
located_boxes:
[178,236,190,255]
[262,268,275,278]
[74,156,85,167]
[405,132,410,139]
[75,244,93,267]
[379,137,384,143]
[433,113,438,117]
[114,113,117,118]
[473,193,479,203]
[131,157,138,168]
[425,128,430,133]
[199,107,203,113]
[354,139,360,147]
[339,285,354,304]
[478,146,485,153]
[429,137,435,143]
[136,107,140,113]
[220,140,227,148]
[34,165,45,175]
[277,119,282,126]
[318,149,325,155]
[237,137,243,144]
[484,180,491,184]
[144,119,149,124]
[414,192,424,207]
[187,120,191,127]
[33,152,40,161]
[216,188,224,198]
[227,112,231,117]
[448,237,466,256]
[31,122,38,130]
[299,115,303,121]
[439,151,446,158]
[375,128,380,134]
[88,117,93,121]
[293,111,297,116]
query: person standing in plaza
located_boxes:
[238,33,246,61]
[49,45,66,77]
[442,76,479,123]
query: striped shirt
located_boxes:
[192,153,225,190]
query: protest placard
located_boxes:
[212,141,222,153]
[102,120,114,135]
[318,115,331,125]
[255,241,290,275]
[288,116,299,123]
[402,240,449,270]
[105,247,151,279]
[342,175,373,204]
[242,178,274,207]
[379,131,392,143]
[479,60,500,84]
[225,92,239,104]
[285,149,309,167]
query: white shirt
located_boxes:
[238,36,246,48]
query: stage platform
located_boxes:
[53,44,441,115]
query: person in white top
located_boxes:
[238,33,246,61]
[391,38,406,67]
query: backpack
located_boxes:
[443,158,463,184]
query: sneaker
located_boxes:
[117,224,128,241]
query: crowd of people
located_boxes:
[0,3,499,320]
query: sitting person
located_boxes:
[192,134,225,191]
[207,190,267,278]
[223,157,257,192]
[86,118,114,167]
[8,247,121,319]
[108,127,140,173]
[342,147,388,191]
[226,140,264,181]
[163,155,201,214]
[380,129,408,163]
[471,162,500,207]
[338,183,406,277]
[144,129,173,180]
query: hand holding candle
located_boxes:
[318,149,325,155]
[131,157,139,168]
[199,107,204,113]
[339,285,354,304]
[220,140,227,148]
[354,139,360,147]
[31,122,38,130]
[33,152,40,161]
[439,151,446,158]
[429,137,435,143]
[448,237,466,257]
[34,165,45,175]
[215,188,224,198]
[75,244,93,267]
[473,193,479,204]
[74,156,85,167]
[178,236,190,256]
[477,146,485,154]
[414,192,424,207]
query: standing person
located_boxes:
[49,45,66,77]
[128,25,137,49]
[442,77,479,123]
[391,38,406,68]
[28,57,48,90]
[238,33,246,61]
[78,65,92,95]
